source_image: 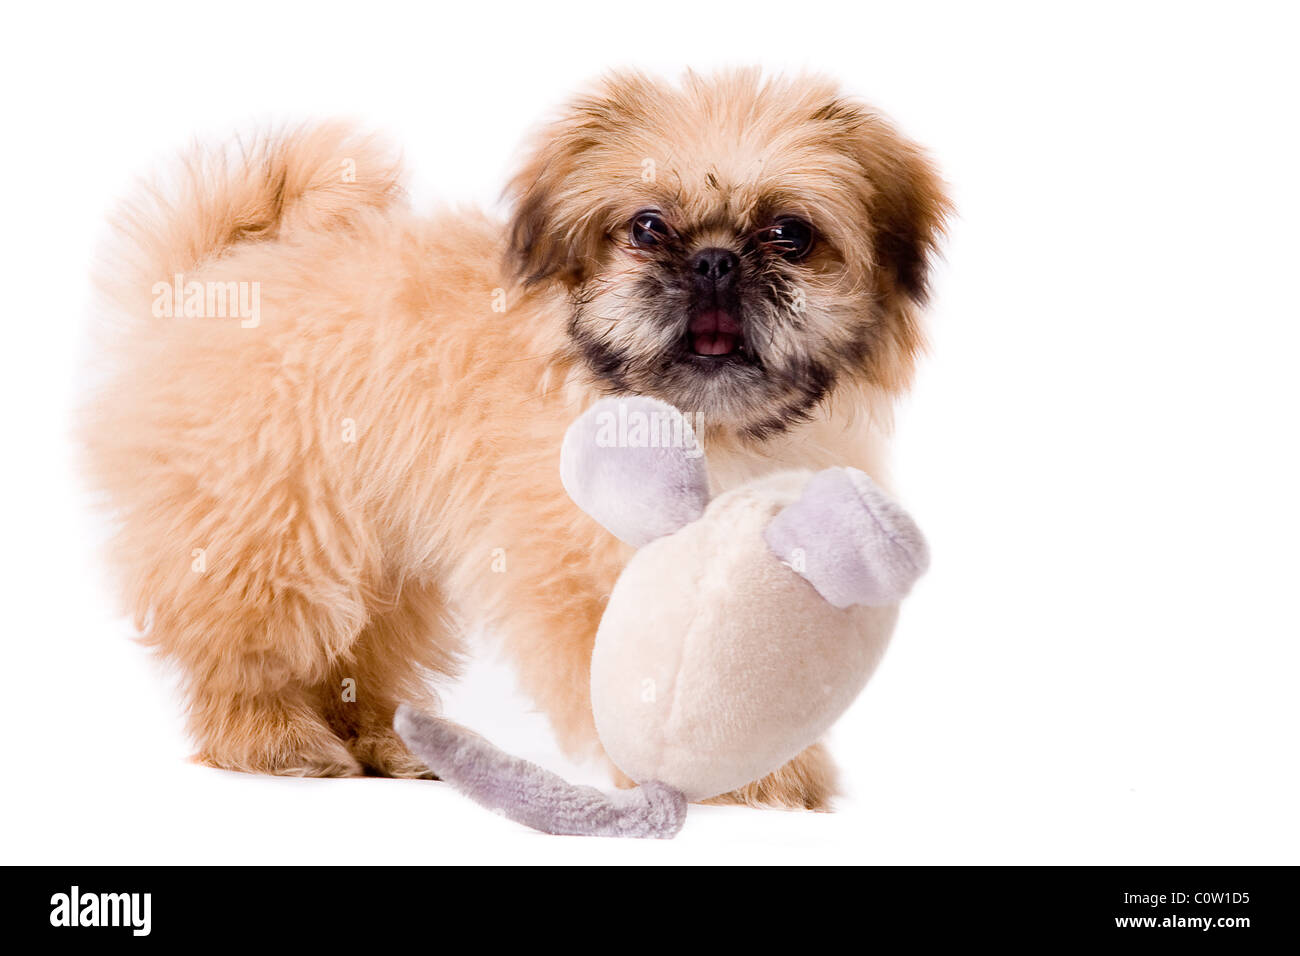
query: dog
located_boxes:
[80,69,949,808]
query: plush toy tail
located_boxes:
[394,705,687,839]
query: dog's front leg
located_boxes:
[703,743,840,810]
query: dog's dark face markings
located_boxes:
[507,71,950,439]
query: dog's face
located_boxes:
[507,70,950,439]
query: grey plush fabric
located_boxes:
[394,705,687,839]
[763,467,930,608]
[559,396,710,548]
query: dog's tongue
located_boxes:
[690,309,742,356]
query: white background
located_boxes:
[2,1,1297,864]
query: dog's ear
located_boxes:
[560,397,709,549]
[504,118,598,287]
[505,74,655,288]
[818,100,952,304]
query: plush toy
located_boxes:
[395,396,928,838]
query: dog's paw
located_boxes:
[701,741,839,810]
[198,740,363,778]
[348,726,437,779]
[196,699,364,777]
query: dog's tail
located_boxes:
[95,122,405,323]
[394,705,687,839]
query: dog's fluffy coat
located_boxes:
[80,70,948,807]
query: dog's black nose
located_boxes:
[689,248,739,291]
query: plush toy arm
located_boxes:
[764,467,929,608]
[394,705,686,839]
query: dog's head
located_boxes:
[507,70,950,439]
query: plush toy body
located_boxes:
[396,396,928,837]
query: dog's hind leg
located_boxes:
[121,469,380,777]
[320,581,463,778]
[167,587,369,777]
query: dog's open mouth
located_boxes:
[689,308,745,357]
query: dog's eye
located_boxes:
[630,211,674,247]
[760,217,815,261]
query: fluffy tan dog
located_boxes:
[80,69,948,808]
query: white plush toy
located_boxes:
[396,396,928,838]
